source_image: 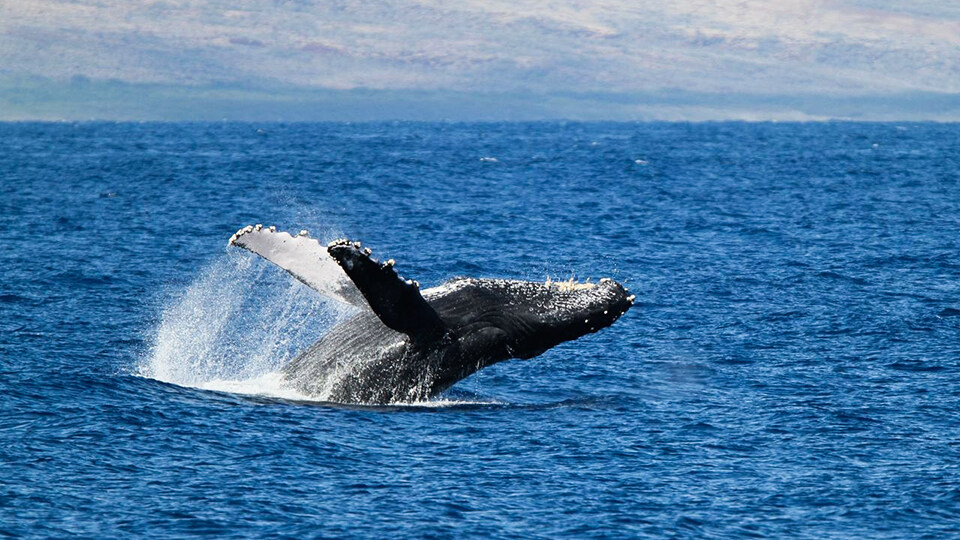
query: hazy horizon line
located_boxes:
[3,76,959,123]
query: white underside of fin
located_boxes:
[229,225,367,308]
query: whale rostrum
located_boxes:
[230,225,633,404]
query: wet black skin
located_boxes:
[281,242,633,404]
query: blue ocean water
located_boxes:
[2,122,959,538]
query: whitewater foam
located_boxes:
[195,372,315,401]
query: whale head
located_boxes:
[508,277,634,358]
[428,277,634,362]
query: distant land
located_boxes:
[3,1,959,122]
[2,76,959,122]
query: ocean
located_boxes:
[2,121,959,538]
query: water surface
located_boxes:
[2,122,959,538]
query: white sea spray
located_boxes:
[140,252,348,399]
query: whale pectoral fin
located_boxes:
[327,240,446,342]
[229,225,366,307]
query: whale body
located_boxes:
[229,225,633,404]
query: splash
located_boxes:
[139,252,353,398]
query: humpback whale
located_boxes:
[229,225,634,404]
